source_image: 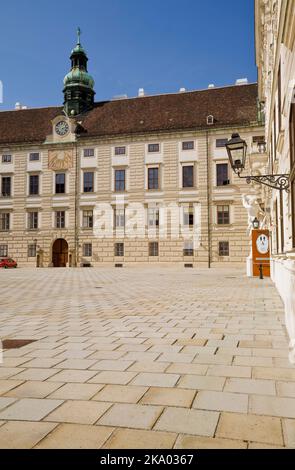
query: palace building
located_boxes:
[255,0,295,362]
[0,32,264,268]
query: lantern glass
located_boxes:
[252,217,259,229]
[226,133,247,174]
[258,141,266,154]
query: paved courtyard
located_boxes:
[0,266,294,449]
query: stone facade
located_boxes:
[255,0,295,362]
[0,120,264,268]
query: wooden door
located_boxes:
[52,239,68,268]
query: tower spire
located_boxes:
[77,27,81,46]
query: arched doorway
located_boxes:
[52,239,68,268]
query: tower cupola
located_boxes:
[63,28,95,116]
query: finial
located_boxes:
[77,27,81,45]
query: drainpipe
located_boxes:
[74,138,80,267]
[206,131,211,268]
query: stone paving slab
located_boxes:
[35,424,114,449]
[92,385,148,404]
[0,398,64,421]
[0,266,292,448]
[174,435,247,449]
[193,390,248,413]
[5,381,63,399]
[216,412,284,446]
[98,403,163,430]
[103,428,177,449]
[154,407,220,436]
[44,400,112,425]
[0,421,58,449]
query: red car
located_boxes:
[0,258,17,269]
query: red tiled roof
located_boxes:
[0,84,258,145]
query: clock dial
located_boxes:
[55,121,69,136]
[256,234,269,255]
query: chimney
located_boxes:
[111,94,128,101]
[15,102,28,110]
[138,88,145,97]
[235,78,248,86]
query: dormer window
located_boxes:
[207,115,214,125]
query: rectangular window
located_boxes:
[115,146,126,156]
[217,205,230,225]
[183,205,194,226]
[216,138,228,148]
[182,141,194,151]
[216,163,229,186]
[183,240,194,256]
[83,243,92,257]
[29,153,40,162]
[84,148,95,157]
[83,172,94,193]
[1,177,11,197]
[55,211,65,229]
[115,169,126,192]
[115,243,124,257]
[28,212,38,230]
[0,245,8,257]
[289,104,295,248]
[148,167,159,190]
[148,143,160,153]
[182,165,194,188]
[0,213,10,231]
[29,175,39,196]
[149,241,159,256]
[219,241,229,256]
[55,173,65,194]
[114,209,125,228]
[2,155,12,163]
[83,210,93,229]
[148,208,159,227]
[28,244,37,258]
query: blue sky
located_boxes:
[0,0,256,110]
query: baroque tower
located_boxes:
[63,28,95,116]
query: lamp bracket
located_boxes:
[238,174,290,192]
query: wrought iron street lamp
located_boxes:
[225,133,290,192]
[226,133,247,174]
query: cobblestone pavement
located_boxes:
[0,266,294,449]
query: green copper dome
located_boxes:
[63,68,95,89]
[71,43,87,55]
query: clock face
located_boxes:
[256,234,269,255]
[55,121,69,136]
